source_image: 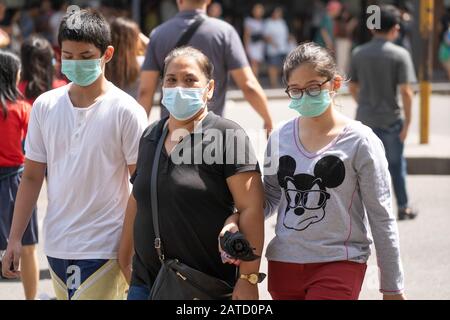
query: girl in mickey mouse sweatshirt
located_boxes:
[263,42,405,300]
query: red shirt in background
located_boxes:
[0,99,32,167]
[18,78,68,106]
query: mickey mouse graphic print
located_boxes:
[279,155,345,231]
[263,118,405,294]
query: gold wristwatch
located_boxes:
[239,273,266,285]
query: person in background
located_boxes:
[334,3,357,74]
[0,50,39,300]
[0,0,10,49]
[35,0,54,44]
[207,2,223,19]
[138,0,272,134]
[439,22,450,80]
[244,3,265,78]
[106,17,144,100]
[349,5,418,221]
[19,1,40,40]
[18,35,67,106]
[314,0,340,51]
[49,0,69,47]
[263,6,289,88]
[394,3,414,55]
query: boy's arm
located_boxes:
[2,159,46,279]
[118,192,137,285]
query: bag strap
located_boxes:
[151,122,169,263]
[175,14,206,48]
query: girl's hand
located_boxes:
[218,212,240,265]
[383,293,406,300]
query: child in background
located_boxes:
[0,50,39,300]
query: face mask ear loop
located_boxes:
[328,79,339,102]
[204,81,212,106]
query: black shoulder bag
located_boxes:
[148,123,233,300]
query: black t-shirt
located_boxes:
[130,112,260,288]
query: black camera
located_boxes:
[219,231,260,262]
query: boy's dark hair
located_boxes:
[58,9,111,55]
[376,5,401,33]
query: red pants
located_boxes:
[268,260,367,300]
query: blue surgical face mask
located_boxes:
[288,90,333,118]
[61,58,103,87]
[162,86,208,121]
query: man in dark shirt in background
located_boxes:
[349,5,418,221]
[138,0,273,134]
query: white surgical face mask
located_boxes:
[162,86,208,121]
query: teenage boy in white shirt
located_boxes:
[1,9,148,300]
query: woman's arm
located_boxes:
[226,171,265,300]
[118,193,137,285]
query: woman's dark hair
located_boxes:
[105,17,140,90]
[283,42,337,83]
[58,9,111,55]
[0,50,21,119]
[163,46,214,81]
[20,35,54,100]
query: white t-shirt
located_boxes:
[25,83,148,260]
[263,18,289,57]
[244,17,264,41]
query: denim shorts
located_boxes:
[267,54,286,67]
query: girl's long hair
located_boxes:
[0,50,21,119]
[106,17,140,90]
[20,35,54,101]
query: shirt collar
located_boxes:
[176,9,207,19]
[372,36,389,44]
[144,111,218,142]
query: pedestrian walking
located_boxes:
[349,5,418,220]
[105,17,144,100]
[0,50,39,300]
[265,42,405,300]
[438,22,450,80]
[138,0,273,135]
[263,6,289,88]
[1,10,148,300]
[225,42,406,300]
[119,46,265,300]
[243,3,266,78]
[333,3,357,74]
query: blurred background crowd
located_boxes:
[1,0,449,90]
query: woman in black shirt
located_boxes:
[119,46,265,300]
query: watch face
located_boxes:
[248,274,258,284]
